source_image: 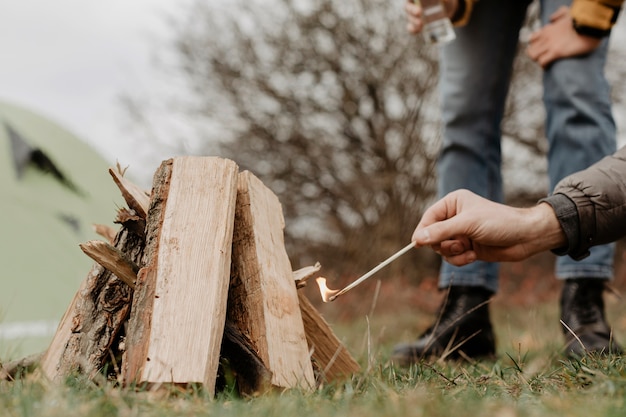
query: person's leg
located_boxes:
[392,0,532,364]
[541,0,620,356]
[437,0,532,294]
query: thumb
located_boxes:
[412,217,467,246]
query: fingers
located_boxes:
[442,251,477,266]
[526,25,552,67]
[414,191,460,232]
[526,37,542,60]
[412,236,476,267]
[549,5,569,22]
[411,190,474,246]
[412,216,468,249]
[526,42,554,68]
[405,0,423,34]
[526,5,574,68]
[440,236,472,256]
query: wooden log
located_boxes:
[109,167,150,219]
[228,171,315,390]
[122,157,238,394]
[80,240,139,289]
[297,292,360,382]
[291,264,360,381]
[40,227,143,381]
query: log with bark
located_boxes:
[39,166,149,381]
[40,227,142,381]
[228,171,315,391]
[122,157,239,394]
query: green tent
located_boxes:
[0,101,124,358]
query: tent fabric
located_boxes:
[6,122,34,178]
[0,101,125,358]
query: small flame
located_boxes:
[315,277,340,303]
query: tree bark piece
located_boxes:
[228,170,315,390]
[297,292,360,382]
[122,157,238,394]
[109,167,150,219]
[115,207,146,239]
[80,240,139,289]
[40,228,143,381]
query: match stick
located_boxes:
[328,242,415,302]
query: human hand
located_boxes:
[411,190,567,266]
[405,0,458,34]
[526,6,602,68]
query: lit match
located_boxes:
[315,277,340,302]
[316,242,415,302]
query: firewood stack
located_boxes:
[38,156,359,396]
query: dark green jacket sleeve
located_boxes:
[540,146,626,260]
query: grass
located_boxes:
[3,353,626,417]
[3,284,626,417]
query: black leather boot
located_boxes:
[560,279,622,357]
[391,286,495,365]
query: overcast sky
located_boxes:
[0,0,190,183]
[2,1,626,186]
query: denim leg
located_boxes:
[541,0,617,281]
[437,0,532,293]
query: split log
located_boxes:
[122,157,238,394]
[292,265,359,382]
[40,227,144,381]
[228,171,315,390]
[297,292,360,382]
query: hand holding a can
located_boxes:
[404,0,457,45]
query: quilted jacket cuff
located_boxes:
[539,193,590,261]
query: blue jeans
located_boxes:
[436,0,617,293]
